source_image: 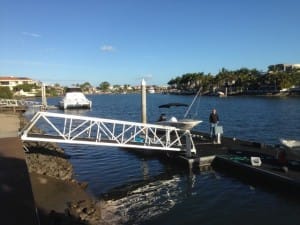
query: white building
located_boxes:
[0,76,40,91]
[268,64,300,72]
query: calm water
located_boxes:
[40,94,300,224]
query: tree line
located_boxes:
[167,67,300,93]
[1,67,299,98]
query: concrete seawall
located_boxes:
[0,112,105,225]
[0,113,39,225]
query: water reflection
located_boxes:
[141,160,149,180]
[99,158,213,225]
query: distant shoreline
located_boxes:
[166,90,300,97]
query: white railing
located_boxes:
[20,112,196,155]
[0,98,42,107]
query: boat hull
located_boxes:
[59,101,92,110]
[157,119,202,130]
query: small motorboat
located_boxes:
[156,100,202,130]
[156,88,203,130]
[59,87,92,110]
[157,116,202,130]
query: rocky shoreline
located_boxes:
[18,112,160,225]
[24,141,73,181]
[20,116,109,225]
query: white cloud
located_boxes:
[100,45,115,52]
[22,32,41,38]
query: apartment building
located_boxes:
[0,76,40,91]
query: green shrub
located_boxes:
[0,87,13,99]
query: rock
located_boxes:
[21,116,106,225]
[78,182,89,190]
[24,141,74,181]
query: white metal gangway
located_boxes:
[20,112,196,155]
[0,98,42,108]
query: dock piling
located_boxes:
[141,79,147,123]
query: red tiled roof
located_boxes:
[0,76,32,81]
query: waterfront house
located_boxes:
[0,76,40,91]
[268,63,300,73]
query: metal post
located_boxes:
[141,79,147,123]
[41,83,47,109]
[185,130,192,158]
[217,133,221,144]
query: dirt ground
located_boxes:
[0,113,20,138]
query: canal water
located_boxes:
[44,94,300,224]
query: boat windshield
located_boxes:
[65,87,82,93]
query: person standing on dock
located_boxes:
[209,108,219,141]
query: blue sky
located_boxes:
[1,0,299,86]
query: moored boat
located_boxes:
[157,116,202,130]
[59,87,92,110]
[156,101,202,130]
[148,86,155,94]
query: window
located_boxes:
[0,81,9,85]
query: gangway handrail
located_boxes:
[20,111,196,155]
[0,98,42,107]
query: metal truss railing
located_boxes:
[0,98,42,107]
[20,112,196,154]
